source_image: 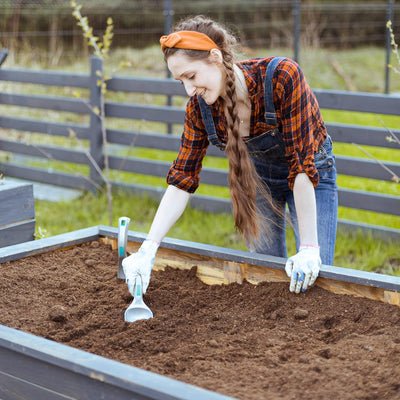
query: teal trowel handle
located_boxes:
[117,216,131,279]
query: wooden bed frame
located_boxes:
[1,225,399,400]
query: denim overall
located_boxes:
[198,57,338,265]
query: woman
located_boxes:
[123,16,338,295]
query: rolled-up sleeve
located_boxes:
[166,97,209,193]
[274,59,326,190]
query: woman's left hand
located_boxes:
[285,246,321,293]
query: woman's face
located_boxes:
[167,50,225,105]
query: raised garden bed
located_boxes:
[1,226,400,400]
[0,180,35,247]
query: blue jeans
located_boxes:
[245,131,338,265]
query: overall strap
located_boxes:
[198,96,226,150]
[264,56,283,126]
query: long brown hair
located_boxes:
[164,16,281,247]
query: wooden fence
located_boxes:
[0,56,399,239]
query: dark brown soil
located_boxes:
[1,240,400,400]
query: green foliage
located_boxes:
[71,0,114,60]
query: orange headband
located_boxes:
[160,31,218,53]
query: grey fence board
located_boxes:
[0,140,89,165]
[105,101,185,124]
[338,188,400,216]
[107,76,187,96]
[0,182,35,226]
[106,129,181,150]
[109,155,229,187]
[0,68,90,88]
[113,179,398,216]
[109,155,170,177]
[335,156,400,181]
[0,116,90,139]
[0,163,94,191]
[326,123,400,149]
[0,93,90,114]
[314,89,400,115]
[109,152,399,186]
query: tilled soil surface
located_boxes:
[1,240,400,400]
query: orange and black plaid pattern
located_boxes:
[166,57,327,192]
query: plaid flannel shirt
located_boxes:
[166,57,327,193]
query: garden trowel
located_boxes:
[117,216,130,279]
[117,216,153,322]
[124,274,153,322]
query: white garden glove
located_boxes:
[122,239,159,295]
[285,245,321,294]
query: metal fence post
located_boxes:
[89,55,104,188]
[293,0,300,64]
[385,0,394,94]
[164,0,174,134]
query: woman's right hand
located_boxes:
[122,239,159,294]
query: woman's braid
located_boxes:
[164,16,279,246]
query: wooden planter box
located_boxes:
[0,181,35,247]
[1,225,399,400]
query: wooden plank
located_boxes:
[112,228,400,289]
[316,276,400,304]
[0,370,69,400]
[326,122,400,149]
[0,68,90,88]
[337,219,400,241]
[107,76,187,96]
[0,325,235,400]
[335,155,400,181]
[108,155,170,177]
[0,93,90,114]
[150,245,400,305]
[108,155,228,187]
[314,89,400,115]
[109,228,400,306]
[0,140,89,165]
[0,181,35,226]
[0,115,90,139]
[0,163,94,191]
[384,290,400,306]
[105,101,185,124]
[338,188,400,215]
[106,129,182,151]
[0,226,100,262]
[0,220,35,248]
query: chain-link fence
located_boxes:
[1,1,397,49]
[0,1,398,90]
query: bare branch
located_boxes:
[27,142,106,193]
[352,142,399,183]
[378,117,400,146]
